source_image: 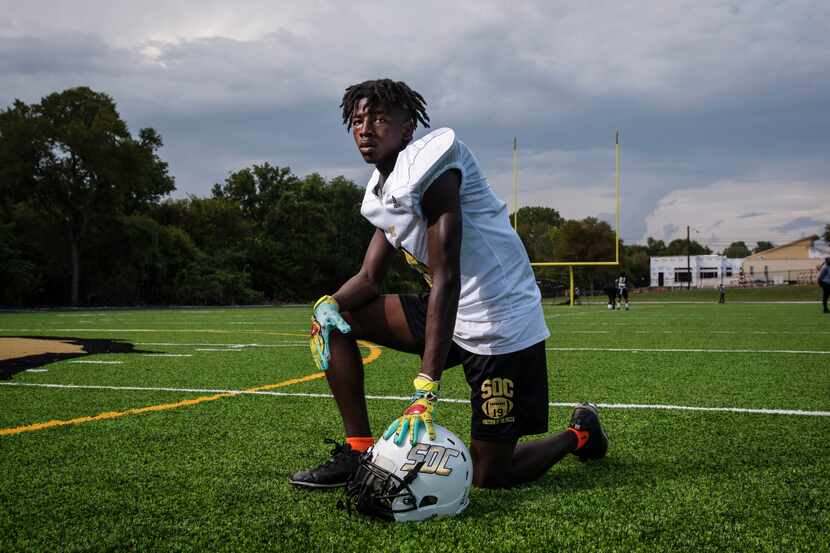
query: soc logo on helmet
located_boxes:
[342,424,472,522]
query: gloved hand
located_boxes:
[383,374,440,446]
[309,295,351,371]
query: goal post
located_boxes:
[512,130,621,305]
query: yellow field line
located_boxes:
[1,341,382,436]
[0,392,236,436]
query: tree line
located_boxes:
[0,87,449,307]
[3,87,826,307]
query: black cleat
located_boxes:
[289,439,361,489]
[568,403,609,461]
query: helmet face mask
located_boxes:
[344,455,420,521]
[342,424,472,522]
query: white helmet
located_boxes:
[343,424,472,522]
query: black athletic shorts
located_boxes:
[399,294,549,441]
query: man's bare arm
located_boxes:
[420,169,462,381]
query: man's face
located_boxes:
[350,97,414,166]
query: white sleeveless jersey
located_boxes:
[360,128,549,355]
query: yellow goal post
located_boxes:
[512,130,621,306]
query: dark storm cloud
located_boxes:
[0,33,134,77]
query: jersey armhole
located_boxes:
[420,163,465,198]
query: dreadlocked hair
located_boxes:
[340,79,430,131]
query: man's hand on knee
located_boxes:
[309,295,352,370]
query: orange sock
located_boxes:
[567,428,589,450]
[346,436,374,453]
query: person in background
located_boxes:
[718,283,726,304]
[615,273,630,311]
[819,257,830,314]
[605,282,617,310]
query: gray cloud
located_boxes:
[0,34,131,76]
[770,217,827,234]
[1,0,829,245]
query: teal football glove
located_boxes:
[383,375,440,446]
[309,295,351,371]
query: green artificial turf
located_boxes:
[1,301,829,552]
[567,284,823,303]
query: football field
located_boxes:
[1,303,828,552]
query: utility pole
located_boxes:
[686,225,691,290]
[512,137,518,230]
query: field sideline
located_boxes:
[1,302,828,552]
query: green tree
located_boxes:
[646,237,667,256]
[84,215,161,304]
[664,238,711,256]
[210,165,378,301]
[0,87,174,305]
[512,206,563,229]
[0,220,40,306]
[323,176,377,290]
[550,217,616,261]
[148,196,263,304]
[513,206,563,262]
[623,244,651,287]
[723,241,751,258]
[211,163,299,224]
[753,241,775,254]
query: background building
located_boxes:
[649,237,830,288]
[650,255,744,288]
[740,237,829,285]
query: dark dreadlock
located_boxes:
[340,79,430,131]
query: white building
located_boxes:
[650,255,744,288]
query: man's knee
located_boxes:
[338,310,361,337]
[472,466,509,489]
[470,439,516,489]
[338,301,389,341]
[339,296,421,354]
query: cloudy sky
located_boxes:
[2,0,829,251]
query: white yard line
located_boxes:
[67,360,124,365]
[0,328,309,332]
[2,382,828,417]
[629,330,830,335]
[547,347,830,355]
[0,326,180,333]
[575,301,819,305]
[137,342,309,347]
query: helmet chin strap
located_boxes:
[400,461,425,487]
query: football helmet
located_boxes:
[342,424,472,522]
